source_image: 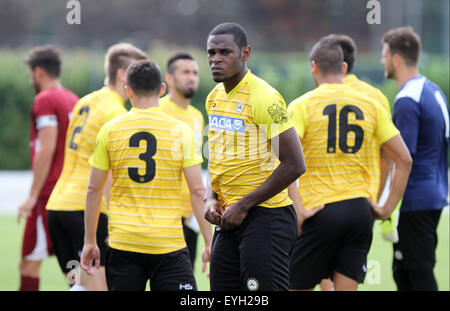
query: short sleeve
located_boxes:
[287,99,307,139]
[33,94,58,130]
[89,124,110,171]
[392,97,420,156]
[252,92,294,139]
[205,90,213,115]
[375,101,400,145]
[181,123,203,168]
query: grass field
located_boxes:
[0,213,448,291]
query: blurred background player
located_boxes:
[81,60,212,291]
[160,53,204,269]
[204,22,305,291]
[17,45,78,291]
[379,26,449,291]
[45,43,147,290]
[288,39,412,291]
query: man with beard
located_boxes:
[18,45,78,290]
[380,26,449,291]
[160,53,206,270]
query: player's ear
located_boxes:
[34,66,46,80]
[164,73,173,86]
[125,84,134,99]
[241,45,251,62]
[311,61,318,74]
[159,82,167,97]
[342,61,348,76]
[392,53,403,68]
[116,67,127,84]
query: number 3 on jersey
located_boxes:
[323,104,364,153]
[128,132,157,183]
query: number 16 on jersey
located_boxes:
[323,104,365,154]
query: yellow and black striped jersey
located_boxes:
[160,95,204,218]
[288,83,399,210]
[47,87,126,212]
[344,74,392,199]
[206,70,293,209]
[89,106,202,254]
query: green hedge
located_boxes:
[0,48,448,169]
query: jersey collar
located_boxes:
[343,74,358,83]
[399,74,425,91]
[224,69,252,98]
[161,95,191,114]
[130,106,161,112]
[102,86,125,107]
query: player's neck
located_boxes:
[169,91,190,110]
[319,74,343,85]
[107,82,127,101]
[40,78,61,92]
[131,97,159,110]
[395,66,421,88]
[224,66,248,93]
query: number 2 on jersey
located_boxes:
[323,104,364,153]
[69,106,90,150]
[128,132,157,183]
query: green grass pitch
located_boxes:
[0,213,448,291]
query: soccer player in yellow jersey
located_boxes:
[46,43,147,290]
[317,34,396,291]
[81,60,212,291]
[287,39,412,291]
[204,23,306,291]
[159,53,205,267]
[160,53,205,269]
[323,34,393,201]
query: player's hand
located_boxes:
[368,198,389,220]
[80,242,100,276]
[298,205,324,228]
[220,202,248,230]
[201,245,211,279]
[204,197,224,225]
[17,195,37,224]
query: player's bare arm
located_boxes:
[220,127,306,229]
[287,181,324,230]
[369,134,412,219]
[204,165,224,225]
[103,170,113,209]
[183,164,213,274]
[377,147,393,201]
[81,167,108,275]
[18,125,57,223]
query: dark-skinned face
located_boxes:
[207,34,244,83]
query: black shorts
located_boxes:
[289,197,373,289]
[105,247,197,291]
[47,210,108,274]
[393,209,442,271]
[210,205,298,291]
[182,217,198,268]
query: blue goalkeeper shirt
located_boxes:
[393,75,449,212]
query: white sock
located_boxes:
[69,283,86,291]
